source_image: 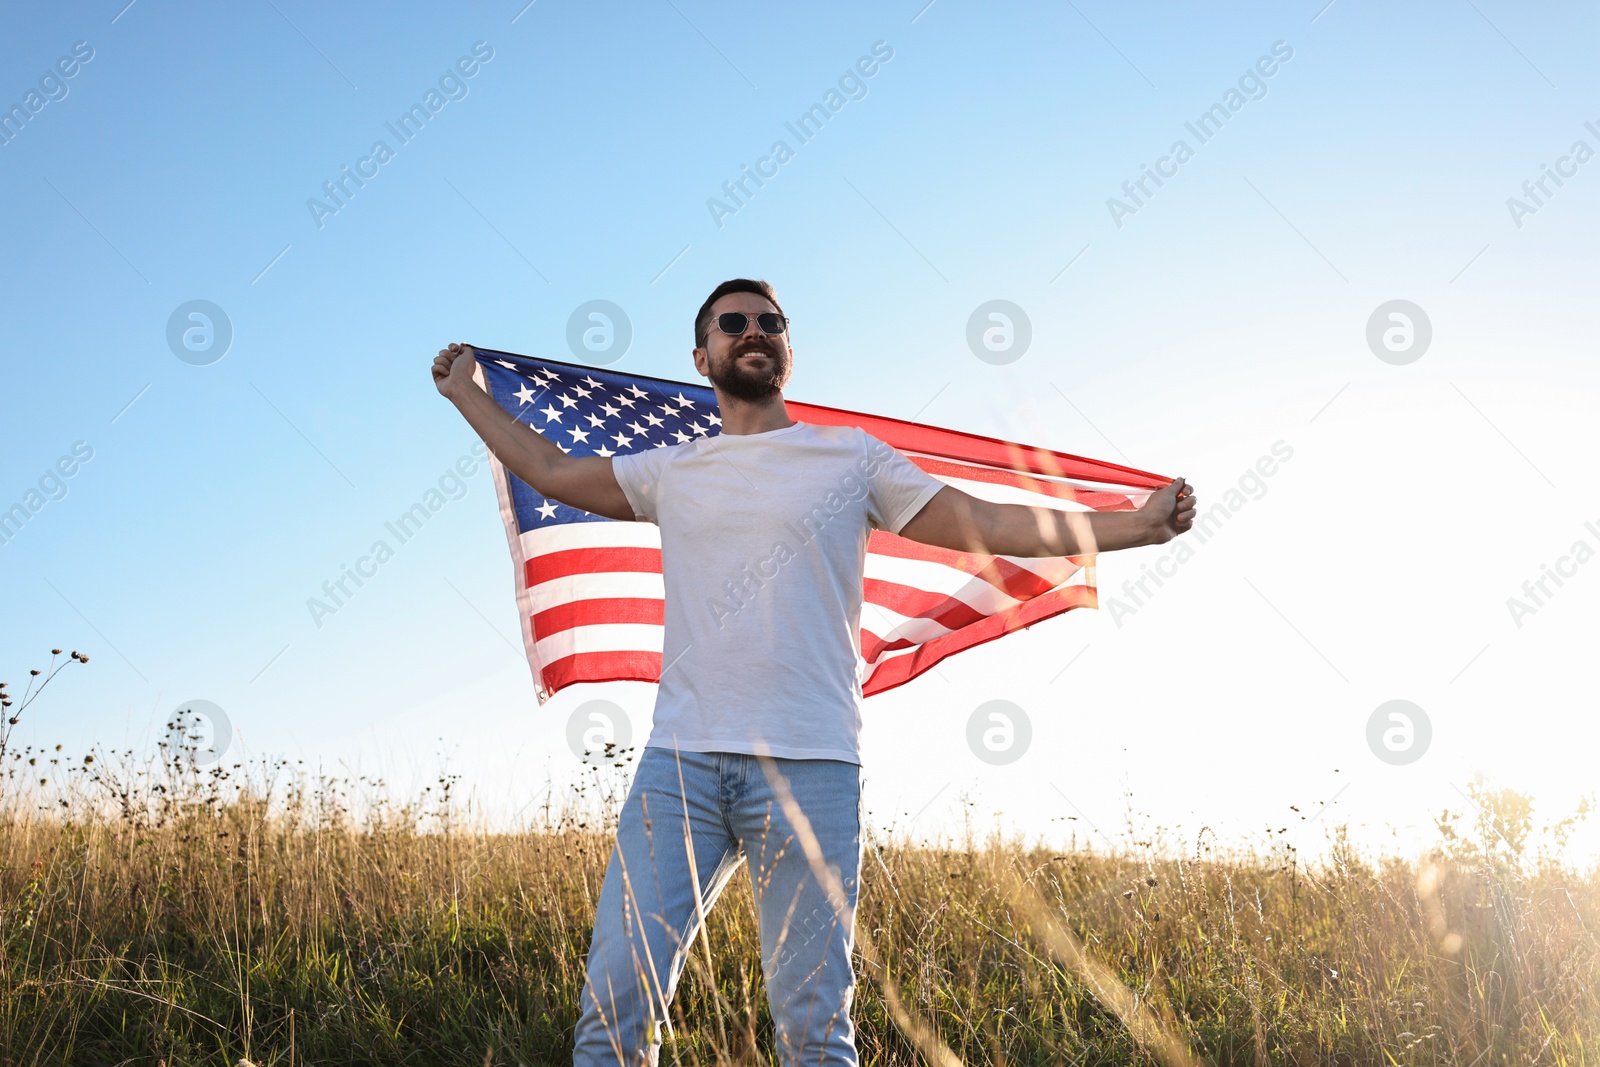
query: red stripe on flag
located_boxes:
[867,531,1073,600]
[787,399,1169,489]
[910,454,1141,511]
[542,649,664,692]
[863,578,990,635]
[861,584,1098,697]
[861,562,1084,663]
[526,545,663,586]
[533,597,664,637]
[860,581,1005,663]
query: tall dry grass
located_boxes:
[2,650,1596,1066]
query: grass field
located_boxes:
[3,653,1596,1066]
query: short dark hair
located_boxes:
[694,278,786,351]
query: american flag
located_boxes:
[469,346,1170,704]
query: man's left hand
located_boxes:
[1139,477,1196,544]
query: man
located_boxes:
[431,278,1196,1066]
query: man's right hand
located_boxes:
[429,341,638,522]
[432,342,477,400]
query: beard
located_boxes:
[708,337,791,401]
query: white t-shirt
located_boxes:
[610,420,946,765]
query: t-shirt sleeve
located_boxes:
[609,444,674,524]
[861,431,947,534]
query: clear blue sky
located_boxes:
[4,0,1597,865]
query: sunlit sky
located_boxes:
[3,0,1597,867]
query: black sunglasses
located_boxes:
[713,311,788,336]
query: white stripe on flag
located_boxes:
[528,571,665,611]
[534,623,665,665]
[519,520,662,556]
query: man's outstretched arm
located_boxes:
[432,342,636,522]
[897,478,1196,558]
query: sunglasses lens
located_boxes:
[716,311,785,335]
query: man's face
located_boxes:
[693,293,792,402]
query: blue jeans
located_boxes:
[571,746,864,1066]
